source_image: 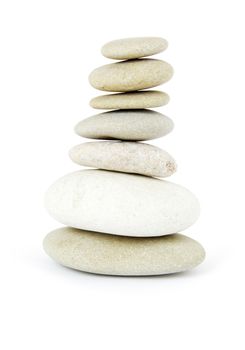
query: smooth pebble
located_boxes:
[69,141,177,178]
[89,59,173,92]
[90,91,169,110]
[43,227,205,276]
[75,109,174,141]
[101,37,168,60]
[45,170,200,237]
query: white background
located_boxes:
[0,0,244,349]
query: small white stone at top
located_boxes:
[101,37,168,60]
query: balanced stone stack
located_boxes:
[44,37,205,276]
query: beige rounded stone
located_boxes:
[89,59,173,92]
[69,141,177,178]
[90,91,169,110]
[101,37,168,60]
[43,227,205,276]
[75,109,174,141]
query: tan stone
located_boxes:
[43,227,205,276]
[90,91,169,110]
[101,37,168,60]
[89,59,173,92]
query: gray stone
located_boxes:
[75,109,174,141]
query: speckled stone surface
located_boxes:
[75,109,174,141]
[43,227,205,276]
[90,91,169,110]
[45,170,200,237]
[101,37,168,60]
[89,59,173,92]
[69,141,177,178]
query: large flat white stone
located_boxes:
[43,227,205,276]
[45,170,200,237]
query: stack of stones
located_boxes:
[44,37,205,276]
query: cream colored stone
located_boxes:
[45,170,200,237]
[75,110,174,141]
[101,37,168,60]
[90,91,169,110]
[89,59,173,92]
[43,227,205,276]
[69,141,177,178]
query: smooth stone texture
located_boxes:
[43,227,205,276]
[69,141,177,178]
[89,59,173,92]
[45,170,200,237]
[75,110,174,141]
[90,91,169,110]
[101,37,168,60]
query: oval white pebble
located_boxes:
[45,170,200,237]
[69,141,177,178]
[101,37,168,60]
[90,91,169,110]
[89,59,173,92]
[43,227,205,276]
[75,109,174,141]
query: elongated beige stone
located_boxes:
[101,37,168,60]
[89,59,173,92]
[43,227,205,276]
[90,91,169,110]
[75,110,174,141]
[69,141,177,178]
